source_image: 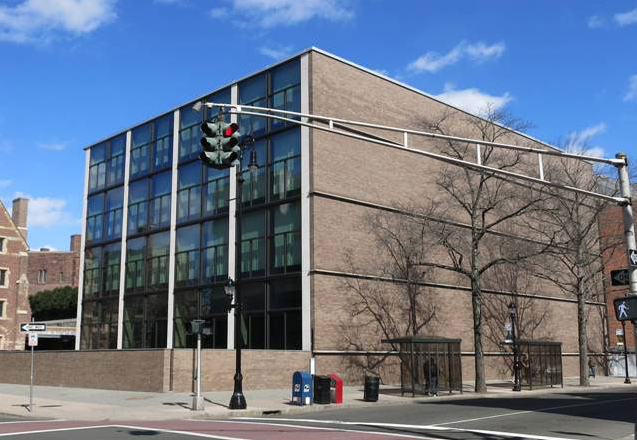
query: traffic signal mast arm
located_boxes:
[200,102,626,205]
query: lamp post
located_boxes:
[227,139,258,411]
[509,302,521,392]
[622,320,632,384]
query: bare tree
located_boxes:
[523,152,620,386]
[339,209,437,376]
[410,106,551,393]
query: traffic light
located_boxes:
[199,121,242,169]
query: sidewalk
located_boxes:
[0,376,632,421]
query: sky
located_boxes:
[0,0,636,251]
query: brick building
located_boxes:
[28,234,81,296]
[0,198,31,350]
[599,201,636,349]
[0,48,606,391]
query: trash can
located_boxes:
[364,375,379,402]
[291,371,312,406]
[314,375,331,404]
[330,373,343,404]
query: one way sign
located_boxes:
[20,322,46,332]
[630,250,637,267]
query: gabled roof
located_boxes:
[0,199,29,250]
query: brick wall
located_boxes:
[27,249,80,296]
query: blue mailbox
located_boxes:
[291,371,312,405]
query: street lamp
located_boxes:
[228,141,257,411]
[509,302,522,392]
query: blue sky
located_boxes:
[0,0,636,251]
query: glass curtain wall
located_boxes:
[236,58,302,350]
[122,115,174,349]
[81,134,126,349]
[172,88,231,348]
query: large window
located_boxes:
[149,171,171,230]
[102,243,121,297]
[270,129,301,200]
[173,289,228,349]
[83,247,101,300]
[81,299,118,350]
[130,115,174,179]
[240,277,301,350]
[175,219,228,287]
[122,292,168,349]
[128,179,148,234]
[125,237,146,293]
[241,210,266,278]
[272,202,301,274]
[104,187,124,240]
[88,134,125,192]
[147,231,170,290]
[177,162,201,222]
[86,193,104,243]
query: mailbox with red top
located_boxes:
[330,373,343,404]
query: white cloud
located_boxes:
[209,7,228,18]
[433,83,512,115]
[624,74,637,102]
[13,192,74,228]
[588,15,604,29]
[212,0,354,28]
[615,7,637,26]
[38,141,69,151]
[0,0,117,44]
[259,45,293,60]
[565,122,607,156]
[0,179,12,188]
[408,41,505,73]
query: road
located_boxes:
[0,386,634,439]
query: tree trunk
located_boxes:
[472,279,487,393]
[577,286,589,386]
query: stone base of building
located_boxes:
[0,349,585,392]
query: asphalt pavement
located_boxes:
[0,377,634,439]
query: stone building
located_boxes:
[0,48,607,391]
[28,234,81,296]
[0,198,30,350]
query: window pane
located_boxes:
[152,171,171,197]
[239,74,266,104]
[126,237,146,291]
[178,162,201,189]
[103,243,121,295]
[242,283,265,311]
[272,60,300,93]
[269,313,285,350]
[90,143,106,165]
[270,277,302,309]
[153,136,172,170]
[105,187,124,210]
[173,290,198,348]
[129,179,148,203]
[202,218,228,247]
[177,224,199,252]
[155,114,173,138]
[272,202,300,234]
[132,124,151,148]
[285,310,302,350]
[111,135,125,156]
[180,104,201,129]
[242,210,265,240]
[87,194,104,216]
[271,128,300,162]
[149,231,170,257]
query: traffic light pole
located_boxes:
[229,161,247,411]
[616,153,637,383]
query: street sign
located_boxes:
[629,250,637,267]
[28,333,38,347]
[20,323,46,332]
[614,296,637,321]
[611,269,630,286]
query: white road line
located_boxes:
[431,395,637,426]
[235,417,577,440]
[208,419,439,440]
[112,424,255,440]
[0,425,114,437]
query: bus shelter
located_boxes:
[518,340,563,389]
[382,336,463,397]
